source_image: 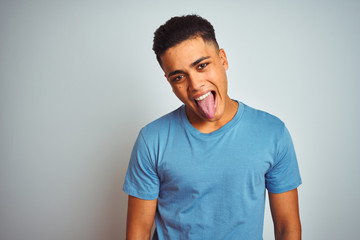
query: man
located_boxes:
[123,15,302,240]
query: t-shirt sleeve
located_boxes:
[265,124,302,193]
[123,131,160,200]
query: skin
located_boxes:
[126,196,157,240]
[269,189,302,240]
[126,36,301,240]
[160,36,238,133]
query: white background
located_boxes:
[1,0,359,239]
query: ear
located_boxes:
[218,49,229,70]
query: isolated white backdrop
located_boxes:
[1,1,359,239]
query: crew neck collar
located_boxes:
[180,100,244,139]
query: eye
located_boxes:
[171,75,184,82]
[197,63,208,70]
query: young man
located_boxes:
[123,15,302,240]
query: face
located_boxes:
[160,37,233,125]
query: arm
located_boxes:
[126,195,157,240]
[268,188,301,240]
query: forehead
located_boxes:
[160,37,218,71]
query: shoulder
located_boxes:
[140,105,183,138]
[242,103,285,131]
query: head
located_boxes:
[152,15,237,129]
[153,14,219,67]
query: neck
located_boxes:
[186,97,238,134]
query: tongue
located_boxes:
[197,92,215,119]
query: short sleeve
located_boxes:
[123,131,160,200]
[265,125,302,193]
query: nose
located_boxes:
[187,72,205,92]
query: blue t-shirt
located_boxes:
[123,102,302,240]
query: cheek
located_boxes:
[207,71,217,80]
[172,85,185,99]
[173,82,188,92]
[213,69,227,86]
[174,86,192,104]
[172,85,183,93]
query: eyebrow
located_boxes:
[167,70,184,79]
[190,56,210,67]
[167,56,211,78]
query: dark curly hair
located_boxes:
[153,14,219,66]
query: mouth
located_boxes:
[193,91,217,119]
[195,91,212,101]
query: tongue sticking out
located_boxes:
[196,92,216,119]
